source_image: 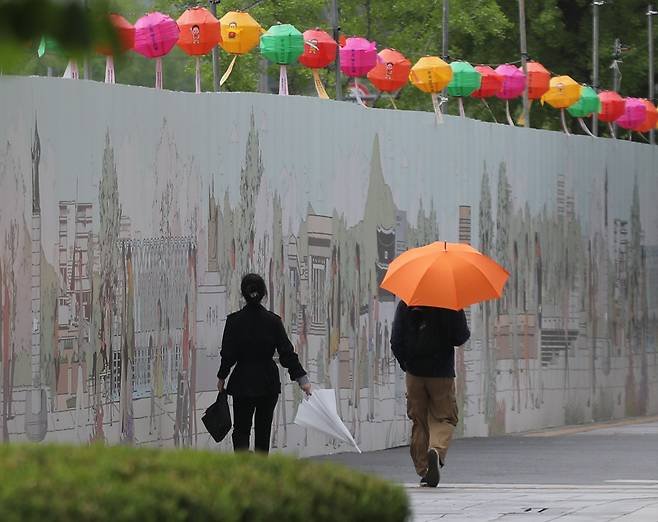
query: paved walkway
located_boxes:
[314,418,658,521]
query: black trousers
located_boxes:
[232,394,279,453]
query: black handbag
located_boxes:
[202,391,232,443]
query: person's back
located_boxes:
[390,300,470,488]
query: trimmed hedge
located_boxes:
[0,444,410,522]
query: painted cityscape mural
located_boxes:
[0,77,657,455]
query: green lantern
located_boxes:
[447,61,481,97]
[567,86,601,118]
[260,24,304,65]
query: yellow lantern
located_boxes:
[541,75,580,109]
[219,11,263,85]
[410,56,452,123]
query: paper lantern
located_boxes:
[219,11,262,55]
[37,37,79,79]
[177,7,221,93]
[567,86,601,118]
[260,24,304,95]
[598,91,626,123]
[635,100,658,132]
[218,11,262,86]
[367,48,410,93]
[97,15,135,84]
[299,28,337,99]
[525,61,550,100]
[541,76,580,109]
[494,64,525,99]
[134,12,180,89]
[471,66,502,98]
[447,61,481,97]
[410,56,452,123]
[616,98,647,130]
[339,37,377,77]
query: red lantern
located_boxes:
[177,7,221,56]
[525,61,550,100]
[598,91,625,122]
[367,48,410,93]
[471,65,502,98]
[97,14,135,56]
[635,99,658,132]
[299,28,336,69]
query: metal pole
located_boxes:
[83,0,89,80]
[210,0,221,92]
[518,0,529,127]
[649,5,657,144]
[592,1,602,137]
[442,0,449,61]
[612,38,622,137]
[332,0,342,100]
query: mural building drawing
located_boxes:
[0,78,657,455]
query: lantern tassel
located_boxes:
[63,59,79,79]
[505,101,515,126]
[458,97,466,118]
[431,93,444,125]
[481,99,498,123]
[104,56,115,84]
[560,109,571,135]
[577,118,595,137]
[279,65,289,96]
[195,57,201,94]
[155,57,163,90]
[354,78,367,107]
[608,122,616,139]
[220,55,238,87]
[517,100,533,126]
[312,69,329,99]
[388,95,398,110]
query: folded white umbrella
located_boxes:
[294,388,361,453]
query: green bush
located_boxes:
[0,444,409,522]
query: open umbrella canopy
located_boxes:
[380,241,509,310]
[294,389,360,453]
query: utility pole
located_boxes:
[442,0,449,61]
[518,0,529,128]
[210,0,221,92]
[612,38,623,137]
[592,3,599,135]
[648,5,657,144]
[332,0,342,100]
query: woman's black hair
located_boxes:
[241,273,267,304]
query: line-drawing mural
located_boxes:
[0,77,657,455]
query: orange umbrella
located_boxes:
[380,241,509,310]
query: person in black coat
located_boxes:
[390,300,470,487]
[217,273,312,453]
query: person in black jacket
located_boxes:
[217,274,312,453]
[390,300,470,487]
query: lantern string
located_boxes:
[354,78,367,107]
[279,65,289,96]
[431,93,445,124]
[608,122,617,139]
[560,109,571,135]
[155,57,163,89]
[105,56,115,84]
[481,99,498,123]
[388,95,398,110]
[458,97,465,117]
[312,69,330,99]
[195,57,201,94]
[63,59,79,79]
[220,55,238,87]
[505,101,515,126]
[577,117,595,137]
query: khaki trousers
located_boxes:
[406,373,458,477]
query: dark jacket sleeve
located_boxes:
[217,315,236,379]
[274,316,307,381]
[451,309,471,347]
[390,300,407,371]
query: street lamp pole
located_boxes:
[210,0,221,92]
[332,0,342,100]
[518,0,529,128]
[592,1,604,137]
[648,5,657,144]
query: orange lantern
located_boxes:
[219,11,263,86]
[410,56,452,122]
[635,99,658,132]
[368,48,410,100]
[177,7,221,93]
[96,14,135,84]
[525,61,550,100]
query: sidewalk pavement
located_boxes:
[314,419,658,521]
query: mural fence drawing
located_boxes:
[0,77,657,455]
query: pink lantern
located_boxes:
[134,12,180,89]
[340,37,377,106]
[616,97,647,131]
[494,64,526,100]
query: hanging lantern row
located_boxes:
[39,9,658,136]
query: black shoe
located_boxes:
[420,475,429,487]
[425,448,440,487]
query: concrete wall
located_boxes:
[1,76,657,455]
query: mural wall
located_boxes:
[1,77,657,455]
